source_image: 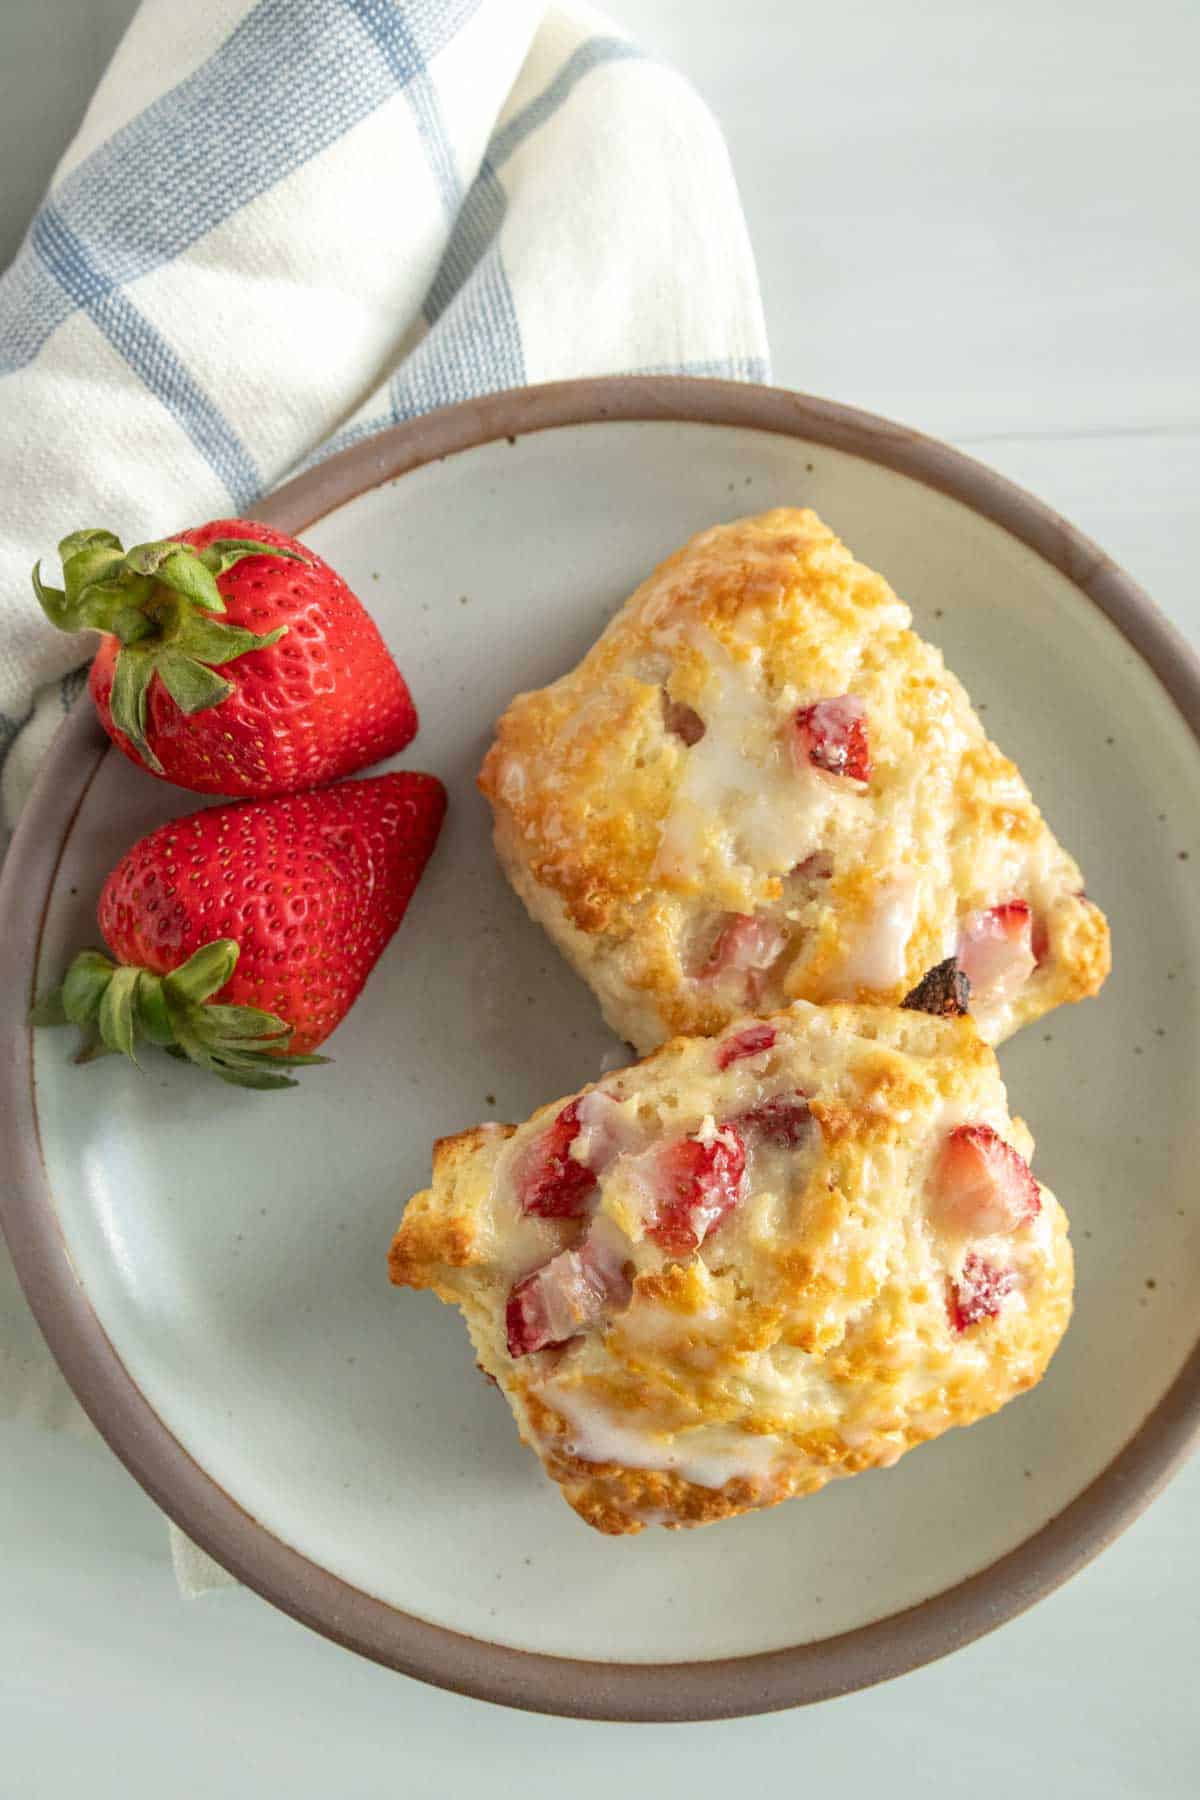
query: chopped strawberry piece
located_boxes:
[931,1124,1041,1236]
[793,696,871,782]
[505,1274,557,1358]
[661,693,706,745]
[1031,912,1050,965]
[571,1089,641,1172]
[505,1234,632,1358]
[957,901,1036,1002]
[701,913,789,982]
[736,1091,813,1148]
[717,1023,777,1069]
[791,850,834,882]
[947,1253,1017,1331]
[514,1100,598,1218]
[649,1127,747,1255]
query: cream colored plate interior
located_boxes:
[32,421,1200,1661]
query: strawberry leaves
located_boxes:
[154,654,235,717]
[199,537,300,578]
[108,645,159,770]
[32,528,302,770]
[153,614,288,719]
[97,965,142,1063]
[32,938,329,1090]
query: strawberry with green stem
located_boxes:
[33,519,418,795]
[33,772,446,1089]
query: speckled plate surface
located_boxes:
[3,379,1198,1720]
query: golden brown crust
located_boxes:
[388,1124,514,1292]
[479,509,1110,1050]
[389,1001,1073,1534]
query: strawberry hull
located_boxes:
[54,517,418,796]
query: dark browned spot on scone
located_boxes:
[903,957,971,1018]
[661,690,706,745]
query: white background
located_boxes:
[2,1,1198,1793]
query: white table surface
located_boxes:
[2,1,1198,1793]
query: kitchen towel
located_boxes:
[0,0,768,1593]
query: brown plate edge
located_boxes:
[2,375,1198,1724]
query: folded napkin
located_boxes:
[0,0,768,1594]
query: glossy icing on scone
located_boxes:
[478,509,1110,1051]
[389,1004,1072,1535]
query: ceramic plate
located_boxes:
[3,380,1199,1722]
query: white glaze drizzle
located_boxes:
[542,1382,785,1490]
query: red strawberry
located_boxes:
[956,901,1036,1002]
[32,773,445,1088]
[506,1234,632,1358]
[736,1091,813,1148]
[33,519,417,795]
[947,1254,1017,1331]
[793,696,870,782]
[931,1124,1041,1235]
[515,1100,598,1219]
[716,1022,777,1069]
[649,1127,747,1255]
[701,913,789,982]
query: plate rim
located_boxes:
[3,374,1198,1722]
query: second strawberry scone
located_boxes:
[389,1003,1072,1535]
[478,508,1110,1050]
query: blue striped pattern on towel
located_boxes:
[0,1,769,789]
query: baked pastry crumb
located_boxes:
[479,508,1110,1052]
[389,1002,1072,1535]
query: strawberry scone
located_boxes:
[389,1002,1072,1535]
[478,509,1110,1051]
